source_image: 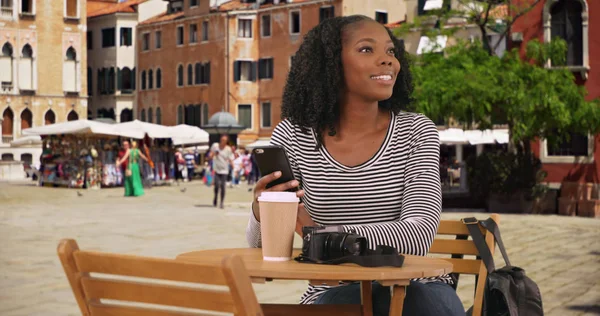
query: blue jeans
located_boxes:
[313,281,466,316]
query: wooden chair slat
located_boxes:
[437,220,486,235]
[429,239,479,255]
[73,251,227,285]
[81,276,235,313]
[440,258,482,274]
[88,302,215,316]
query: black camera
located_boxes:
[301,226,368,261]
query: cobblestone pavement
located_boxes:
[0,180,599,316]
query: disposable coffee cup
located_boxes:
[258,192,299,261]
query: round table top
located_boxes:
[177,248,453,282]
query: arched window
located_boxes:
[156,107,162,124]
[1,43,14,85]
[44,110,56,125]
[108,108,115,120]
[20,108,32,131]
[121,67,133,91]
[108,67,115,93]
[550,0,583,66]
[19,44,34,90]
[187,64,193,86]
[177,105,184,124]
[156,68,162,88]
[64,47,78,92]
[148,107,153,123]
[148,69,154,89]
[140,109,146,122]
[177,65,184,86]
[67,110,79,121]
[195,63,202,85]
[2,107,14,140]
[141,70,146,90]
[22,44,32,58]
[21,153,33,165]
[120,109,133,122]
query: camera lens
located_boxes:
[324,233,367,260]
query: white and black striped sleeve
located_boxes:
[341,115,442,256]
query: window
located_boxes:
[233,60,255,82]
[140,109,146,122]
[141,70,146,90]
[290,11,300,35]
[261,102,271,128]
[190,0,198,7]
[44,110,55,125]
[20,109,32,131]
[120,67,133,92]
[177,65,183,86]
[120,27,132,46]
[176,26,184,45]
[155,31,162,49]
[63,47,78,93]
[375,11,388,24]
[177,105,184,124]
[202,103,209,126]
[189,24,198,43]
[418,0,426,15]
[142,33,150,51]
[19,44,34,90]
[20,0,34,15]
[1,0,14,18]
[290,55,295,68]
[238,104,252,129]
[187,64,193,85]
[87,67,92,95]
[550,0,583,66]
[2,108,13,139]
[148,69,153,89]
[548,132,589,156]
[102,28,116,48]
[238,18,252,38]
[261,14,271,37]
[319,6,334,23]
[148,107,153,123]
[156,108,162,124]
[108,67,115,93]
[156,68,162,88]
[168,0,183,13]
[97,69,103,93]
[87,31,92,50]
[65,0,78,18]
[67,110,78,121]
[1,42,13,84]
[195,62,210,84]
[186,104,201,127]
[258,58,273,79]
[202,21,209,41]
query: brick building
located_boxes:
[0,0,88,152]
[511,0,599,185]
[136,0,404,145]
[87,0,166,122]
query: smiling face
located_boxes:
[341,20,401,103]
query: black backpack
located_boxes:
[462,217,544,316]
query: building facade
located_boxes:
[0,0,88,155]
[87,0,166,122]
[136,0,407,146]
[512,0,599,185]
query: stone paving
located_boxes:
[0,180,599,316]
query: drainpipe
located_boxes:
[225,11,230,113]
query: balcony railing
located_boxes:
[1,135,13,144]
[1,82,14,94]
[0,6,13,18]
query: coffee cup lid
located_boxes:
[258,191,299,203]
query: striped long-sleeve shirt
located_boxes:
[246,111,451,304]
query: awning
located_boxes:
[417,35,448,55]
[10,135,42,146]
[170,124,210,146]
[424,0,443,11]
[439,128,510,145]
[22,120,138,138]
[439,128,467,144]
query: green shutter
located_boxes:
[117,68,122,90]
[233,61,240,82]
[127,29,132,46]
[205,62,210,84]
[132,67,136,90]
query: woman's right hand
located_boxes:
[252,171,304,222]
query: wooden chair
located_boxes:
[57,239,264,316]
[429,213,500,316]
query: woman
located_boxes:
[246,15,465,316]
[116,140,148,197]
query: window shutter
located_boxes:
[233,61,240,82]
[104,68,109,93]
[132,67,136,90]
[127,29,132,46]
[205,62,210,84]
[258,59,264,79]
[319,9,324,22]
[117,68,122,90]
[251,61,257,82]
[97,69,101,93]
[269,59,273,79]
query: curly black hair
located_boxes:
[281,15,413,148]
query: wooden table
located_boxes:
[177,248,453,316]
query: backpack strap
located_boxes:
[479,218,511,267]
[462,217,512,273]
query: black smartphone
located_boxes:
[252,145,298,191]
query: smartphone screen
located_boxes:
[252,145,298,191]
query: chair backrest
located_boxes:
[429,213,500,316]
[57,239,264,316]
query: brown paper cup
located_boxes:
[258,192,299,261]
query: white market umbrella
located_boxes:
[439,128,468,144]
[22,120,135,138]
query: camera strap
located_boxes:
[294,245,405,267]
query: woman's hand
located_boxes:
[295,203,316,237]
[252,171,304,222]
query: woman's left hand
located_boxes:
[296,203,316,237]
